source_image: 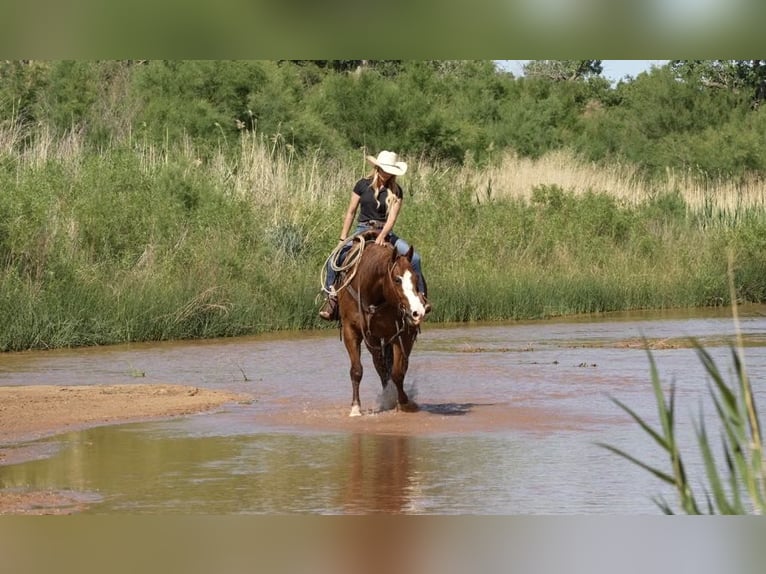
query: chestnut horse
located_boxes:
[337,238,430,416]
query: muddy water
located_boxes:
[2,306,766,514]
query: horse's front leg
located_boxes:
[343,325,364,417]
[368,341,389,383]
[391,336,418,412]
[369,342,397,412]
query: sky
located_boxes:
[600,60,668,82]
[500,60,668,83]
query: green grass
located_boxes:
[1,131,765,350]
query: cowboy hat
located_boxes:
[366,150,408,176]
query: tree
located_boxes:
[670,60,766,107]
[286,60,405,76]
[0,60,50,126]
[522,60,603,82]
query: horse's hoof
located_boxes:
[349,405,362,417]
[397,401,419,413]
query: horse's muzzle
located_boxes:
[400,293,429,327]
[406,302,429,327]
[408,311,424,327]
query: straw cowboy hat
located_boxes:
[366,150,408,176]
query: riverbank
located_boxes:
[0,383,251,514]
[0,383,251,452]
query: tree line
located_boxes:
[1,59,764,178]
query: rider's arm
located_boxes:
[339,193,360,242]
[376,195,402,245]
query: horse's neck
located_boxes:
[357,251,388,303]
[357,271,385,303]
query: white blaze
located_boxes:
[401,270,426,320]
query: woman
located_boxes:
[319,150,428,321]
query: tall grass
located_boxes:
[423,149,766,225]
[1,123,766,350]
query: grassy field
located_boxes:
[1,127,765,351]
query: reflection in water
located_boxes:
[343,434,415,514]
[334,434,425,574]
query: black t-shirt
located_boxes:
[353,177,403,223]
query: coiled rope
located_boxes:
[319,233,369,296]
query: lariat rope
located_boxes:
[319,233,369,296]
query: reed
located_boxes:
[431,149,766,224]
[601,339,766,514]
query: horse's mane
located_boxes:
[359,240,395,266]
[330,233,399,295]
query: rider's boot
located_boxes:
[419,282,431,315]
[319,287,338,321]
[421,293,432,316]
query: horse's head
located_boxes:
[386,245,429,327]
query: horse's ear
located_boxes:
[406,245,414,261]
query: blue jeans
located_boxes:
[325,224,426,294]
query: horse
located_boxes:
[336,236,430,417]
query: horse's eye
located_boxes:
[394,276,402,284]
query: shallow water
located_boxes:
[2,305,766,514]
